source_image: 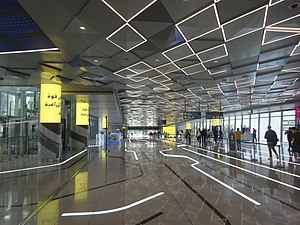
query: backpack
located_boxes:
[266,130,278,143]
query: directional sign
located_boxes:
[206,112,223,119]
[183,112,201,119]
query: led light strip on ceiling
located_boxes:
[0,48,59,55]
[62,192,164,217]
[160,149,261,205]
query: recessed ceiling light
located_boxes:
[79,26,86,30]
[94,59,98,63]
[214,60,218,63]
[155,59,159,62]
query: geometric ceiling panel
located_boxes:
[189,70,212,80]
[226,30,263,62]
[159,0,212,22]
[182,63,206,75]
[176,4,220,41]
[149,74,170,83]
[208,64,231,76]
[155,62,179,74]
[128,76,148,83]
[0,0,57,54]
[132,69,160,79]
[64,16,100,34]
[106,24,147,52]
[114,68,137,79]
[101,0,158,22]
[257,58,287,71]
[197,44,228,63]
[174,55,200,68]
[131,1,174,37]
[272,15,300,29]
[80,56,110,66]
[189,28,225,53]
[163,43,194,61]
[262,30,300,45]
[291,43,300,56]
[222,6,267,42]
[127,61,153,74]
[2,0,300,126]
[266,0,300,27]
[148,25,185,51]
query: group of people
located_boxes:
[196,128,209,146]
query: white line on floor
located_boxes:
[62,192,164,217]
[182,147,300,191]
[0,148,88,175]
[160,149,261,206]
[125,148,138,160]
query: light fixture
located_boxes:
[79,26,86,30]
[94,59,98,63]
[0,48,59,55]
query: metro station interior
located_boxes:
[0,0,300,224]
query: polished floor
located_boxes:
[0,140,300,225]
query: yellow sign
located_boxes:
[40,84,61,123]
[186,121,191,129]
[102,116,108,128]
[183,111,188,119]
[163,125,176,135]
[76,96,89,125]
[212,119,220,126]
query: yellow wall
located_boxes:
[76,96,89,125]
[40,84,61,123]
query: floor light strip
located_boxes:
[240,146,300,165]
[217,146,300,174]
[62,192,164,217]
[160,149,261,205]
[125,148,139,160]
[0,148,88,175]
[182,147,300,191]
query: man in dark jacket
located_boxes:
[284,127,293,155]
[264,125,279,159]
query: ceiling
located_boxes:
[0,0,300,126]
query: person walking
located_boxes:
[264,125,279,160]
[196,128,201,146]
[235,128,243,150]
[201,128,207,145]
[291,127,300,162]
[252,128,257,143]
[284,127,293,155]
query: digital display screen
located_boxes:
[183,112,201,119]
[206,112,224,119]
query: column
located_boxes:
[39,84,62,161]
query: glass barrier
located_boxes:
[0,120,38,160]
